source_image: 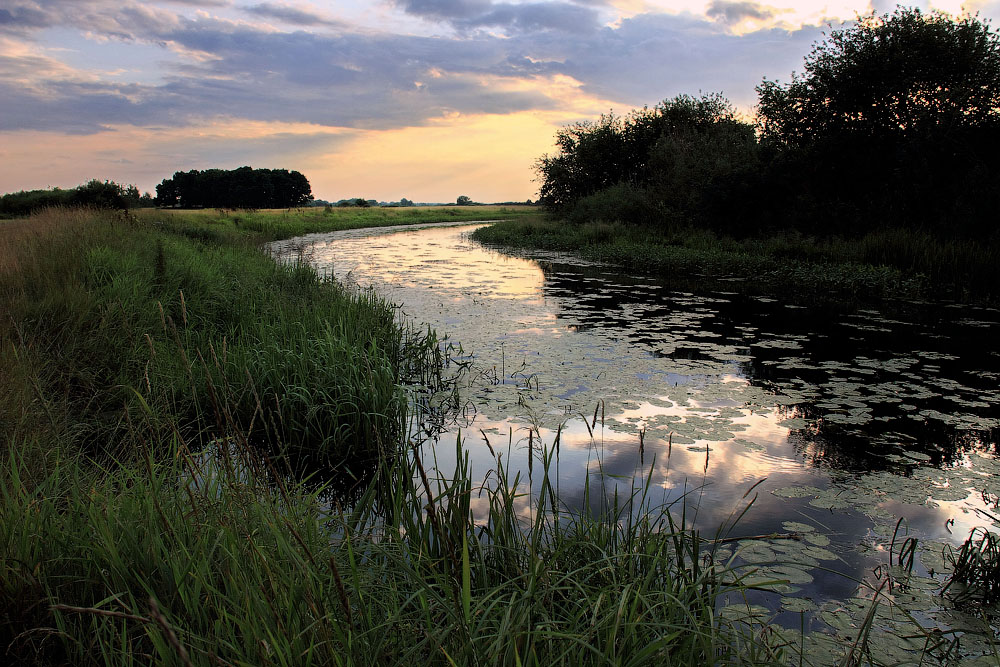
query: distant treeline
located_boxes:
[538,8,1000,241]
[155,166,313,209]
[0,180,154,218]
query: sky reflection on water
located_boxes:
[270,222,1000,636]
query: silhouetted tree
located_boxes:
[757,8,1000,238]
[758,8,1000,145]
[1,180,153,216]
[535,94,759,230]
[154,167,313,208]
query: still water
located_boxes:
[271,222,1000,656]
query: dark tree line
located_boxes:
[537,8,1000,240]
[155,166,313,209]
[537,94,758,232]
[0,180,154,218]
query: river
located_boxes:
[270,221,1000,660]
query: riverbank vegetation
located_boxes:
[159,204,540,242]
[1,205,790,664]
[471,217,999,301]
[505,8,1000,302]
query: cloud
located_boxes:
[459,3,600,33]
[394,0,493,20]
[160,0,229,5]
[0,4,55,32]
[706,1,777,25]
[395,0,601,34]
[0,0,831,137]
[530,12,824,107]
[0,17,561,134]
[243,3,344,28]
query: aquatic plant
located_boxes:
[0,423,798,665]
[944,528,1000,606]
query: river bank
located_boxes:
[2,207,793,665]
[471,218,1000,305]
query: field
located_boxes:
[157,204,541,242]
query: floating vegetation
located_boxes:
[274,222,1000,663]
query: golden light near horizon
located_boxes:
[303,74,622,203]
[0,120,353,196]
[0,112,572,203]
[3,0,1000,200]
[0,68,621,203]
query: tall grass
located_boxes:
[0,205,788,664]
[150,205,541,243]
[0,208,441,470]
[0,430,785,665]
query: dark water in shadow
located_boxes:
[271,222,1000,651]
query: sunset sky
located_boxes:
[2,0,997,202]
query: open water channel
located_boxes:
[271,221,1000,662]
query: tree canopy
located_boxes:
[535,94,758,228]
[755,8,1000,238]
[536,9,1000,240]
[757,8,1000,145]
[155,167,313,209]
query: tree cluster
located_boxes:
[0,180,154,218]
[537,94,758,232]
[335,198,378,207]
[155,167,313,209]
[537,8,1000,240]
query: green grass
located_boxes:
[0,208,443,469]
[1,205,789,665]
[1,430,789,665]
[471,218,1000,303]
[152,205,541,244]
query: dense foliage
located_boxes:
[757,9,1000,144]
[537,8,1000,240]
[0,180,153,217]
[155,166,313,208]
[758,7,1000,238]
[536,94,757,232]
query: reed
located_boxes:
[944,528,1000,606]
[0,429,789,665]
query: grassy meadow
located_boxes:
[158,204,540,243]
[1,205,797,665]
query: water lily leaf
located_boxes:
[772,485,823,499]
[782,521,815,533]
[780,596,818,613]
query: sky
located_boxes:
[1,0,998,202]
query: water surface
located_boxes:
[270,222,1000,657]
